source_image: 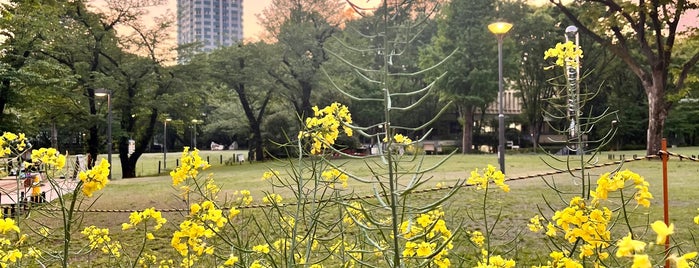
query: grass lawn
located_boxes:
[24,147,699,266]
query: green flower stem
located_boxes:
[619,189,634,237]
[483,182,491,264]
[132,224,149,268]
[289,137,304,267]
[60,180,83,268]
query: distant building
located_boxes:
[177,0,243,52]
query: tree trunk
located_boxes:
[300,80,313,119]
[459,105,474,154]
[646,81,668,156]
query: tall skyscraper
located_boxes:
[177,0,243,52]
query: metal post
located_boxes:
[106,93,112,179]
[163,118,171,170]
[661,138,670,268]
[95,89,112,180]
[488,22,512,174]
[565,25,581,155]
[497,36,506,174]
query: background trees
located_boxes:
[1,0,697,178]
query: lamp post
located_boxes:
[163,118,171,169]
[191,119,201,149]
[94,88,112,180]
[488,21,513,174]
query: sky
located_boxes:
[147,0,695,42]
[134,0,272,42]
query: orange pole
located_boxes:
[662,138,670,268]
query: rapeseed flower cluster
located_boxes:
[529,171,695,266]
[533,251,582,268]
[81,225,122,257]
[138,252,174,267]
[170,147,211,186]
[121,207,167,240]
[321,168,349,189]
[383,133,412,145]
[261,170,280,181]
[171,200,229,261]
[189,201,228,229]
[468,230,515,267]
[466,165,509,192]
[591,169,653,207]
[343,202,367,227]
[262,193,283,204]
[78,159,110,197]
[30,147,66,169]
[612,226,683,268]
[0,132,26,157]
[170,219,216,257]
[298,102,353,155]
[400,208,453,268]
[544,41,583,68]
[551,196,612,259]
[235,190,253,206]
[475,249,516,268]
[0,218,20,235]
[0,218,42,267]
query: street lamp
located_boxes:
[94,88,112,180]
[488,21,513,174]
[191,119,201,149]
[163,118,172,170]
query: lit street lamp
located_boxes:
[94,88,112,180]
[488,21,513,174]
[163,118,172,170]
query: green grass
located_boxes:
[23,147,699,266]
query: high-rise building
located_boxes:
[177,0,243,52]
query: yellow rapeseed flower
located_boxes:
[650,220,674,245]
[252,244,270,254]
[632,254,652,268]
[467,165,508,192]
[469,231,485,248]
[1,249,22,263]
[416,242,435,257]
[321,168,349,188]
[31,147,67,169]
[0,218,20,234]
[262,193,283,204]
[261,170,280,180]
[170,147,211,186]
[237,190,253,205]
[298,102,353,155]
[0,132,26,157]
[669,252,698,268]
[223,254,239,266]
[544,41,583,68]
[528,215,544,233]
[78,159,110,197]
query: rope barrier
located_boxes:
[27,152,686,214]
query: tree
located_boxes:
[260,0,345,120]
[506,5,559,149]
[110,7,185,178]
[550,0,699,155]
[330,2,441,141]
[0,1,76,134]
[420,0,498,153]
[36,0,144,168]
[207,42,278,162]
